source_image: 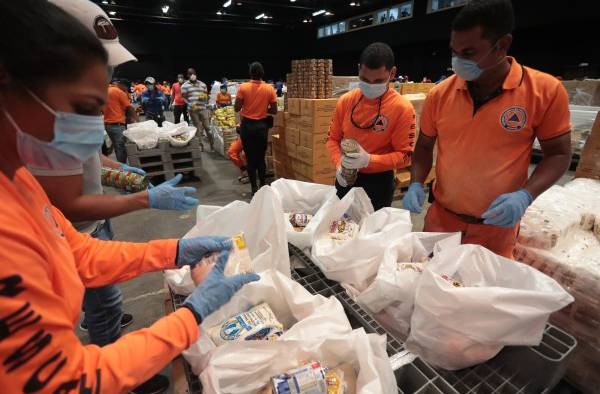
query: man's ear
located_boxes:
[389,66,397,81]
[497,33,513,55]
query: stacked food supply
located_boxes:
[262,361,350,394]
[191,233,253,286]
[514,177,600,391]
[213,106,236,128]
[207,303,284,346]
[288,59,333,99]
[101,167,149,192]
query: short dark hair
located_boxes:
[0,0,107,89]
[452,0,515,42]
[359,42,395,70]
[249,62,264,80]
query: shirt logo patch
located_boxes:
[500,106,528,132]
[372,114,389,132]
[43,205,64,238]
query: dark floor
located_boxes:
[76,112,581,393]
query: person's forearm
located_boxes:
[101,154,121,168]
[410,139,434,184]
[368,151,412,172]
[524,153,571,198]
[61,192,149,223]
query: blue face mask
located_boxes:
[452,43,503,81]
[147,84,155,91]
[4,89,105,171]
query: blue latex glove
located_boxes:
[184,250,260,321]
[402,182,426,213]
[481,189,533,228]
[176,236,232,267]
[119,163,146,176]
[148,173,199,210]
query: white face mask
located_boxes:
[190,74,197,82]
[359,74,390,99]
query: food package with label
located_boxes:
[263,361,350,394]
[207,303,284,346]
[223,232,253,276]
[288,213,314,232]
[328,216,359,241]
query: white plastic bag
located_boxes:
[356,233,461,338]
[168,125,197,147]
[126,120,157,130]
[271,179,337,249]
[200,328,396,394]
[406,244,575,370]
[183,269,352,375]
[312,188,412,288]
[159,121,189,141]
[123,123,160,150]
[164,187,290,294]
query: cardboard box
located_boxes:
[287,114,302,128]
[299,130,328,149]
[576,112,600,180]
[285,126,300,146]
[296,145,330,165]
[400,83,435,95]
[299,116,332,134]
[285,141,297,159]
[300,98,338,118]
[273,112,286,127]
[287,98,301,115]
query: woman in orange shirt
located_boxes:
[0,2,258,393]
[216,85,233,108]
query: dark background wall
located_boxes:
[114,0,600,84]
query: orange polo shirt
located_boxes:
[0,164,199,393]
[236,80,277,120]
[103,85,131,124]
[326,88,416,173]
[228,137,246,168]
[421,57,571,217]
[217,92,232,106]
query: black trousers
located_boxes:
[239,119,268,192]
[335,170,395,211]
[146,112,165,127]
[173,104,189,124]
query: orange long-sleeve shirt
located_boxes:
[227,137,246,169]
[326,88,416,173]
[0,165,199,393]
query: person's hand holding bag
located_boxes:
[183,250,260,323]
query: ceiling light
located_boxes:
[290,0,296,2]
[302,19,308,23]
[108,10,116,15]
[223,0,232,7]
[325,11,333,15]
[161,5,169,13]
[350,2,355,5]
[236,2,242,5]
[312,9,326,16]
[102,0,108,4]
[255,13,265,19]
[216,10,223,15]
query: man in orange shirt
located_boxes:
[326,42,416,211]
[217,85,233,107]
[235,62,277,194]
[404,0,572,258]
[104,78,137,162]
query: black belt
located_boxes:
[440,204,485,224]
[105,122,125,126]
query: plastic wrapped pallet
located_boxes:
[271,179,337,249]
[123,121,160,150]
[311,188,412,289]
[164,187,290,294]
[515,178,600,393]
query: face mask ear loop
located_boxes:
[26,89,57,116]
[2,109,22,133]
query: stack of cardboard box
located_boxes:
[400,82,436,95]
[273,98,337,185]
[575,111,600,180]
